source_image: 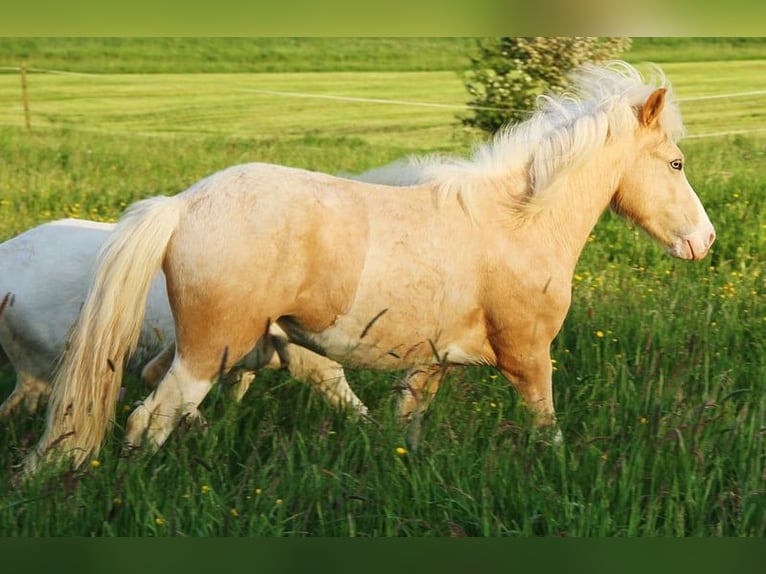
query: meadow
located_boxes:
[0,38,764,536]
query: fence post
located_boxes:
[20,61,31,131]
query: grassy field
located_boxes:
[0,39,764,536]
[2,37,766,74]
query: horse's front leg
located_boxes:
[495,342,561,444]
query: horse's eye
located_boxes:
[670,159,683,170]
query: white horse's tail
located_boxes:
[25,196,181,472]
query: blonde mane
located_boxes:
[361,61,685,219]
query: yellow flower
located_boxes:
[112,497,123,506]
[275,499,284,506]
[395,447,407,456]
[595,330,605,338]
[254,488,262,496]
[230,507,239,518]
[90,459,101,469]
[154,516,165,526]
[200,484,211,494]
[639,417,648,425]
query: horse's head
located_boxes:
[611,88,715,261]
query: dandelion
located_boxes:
[200,484,211,494]
[230,507,239,518]
[154,516,165,526]
[254,488,263,496]
[639,417,648,425]
[90,459,101,469]
[489,402,498,409]
[395,447,407,456]
[275,499,284,506]
[112,497,123,506]
[595,330,605,338]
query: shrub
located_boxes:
[461,37,632,134]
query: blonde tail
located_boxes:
[25,196,181,472]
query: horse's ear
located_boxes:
[639,88,667,127]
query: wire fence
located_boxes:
[2,65,766,141]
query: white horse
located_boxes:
[27,62,715,471]
[0,219,367,419]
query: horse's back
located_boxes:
[0,219,108,321]
[0,218,173,369]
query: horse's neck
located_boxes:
[533,144,623,273]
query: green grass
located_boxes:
[0,39,765,536]
[1,38,766,74]
[0,38,477,74]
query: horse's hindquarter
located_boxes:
[165,165,372,361]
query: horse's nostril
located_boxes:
[708,230,716,246]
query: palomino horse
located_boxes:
[0,219,367,419]
[26,62,715,471]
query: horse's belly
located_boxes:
[279,314,492,371]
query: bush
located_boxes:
[461,37,632,134]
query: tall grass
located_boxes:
[0,40,764,536]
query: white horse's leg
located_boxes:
[396,365,449,422]
[0,370,51,419]
[228,370,257,403]
[226,332,282,402]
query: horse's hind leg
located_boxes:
[125,357,213,450]
[226,329,369,417]
[124,315,263,451]
[140,344,176,389]
[279,342,368,417]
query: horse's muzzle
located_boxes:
[673,227,716,260]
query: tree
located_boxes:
[462,37,632,134]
